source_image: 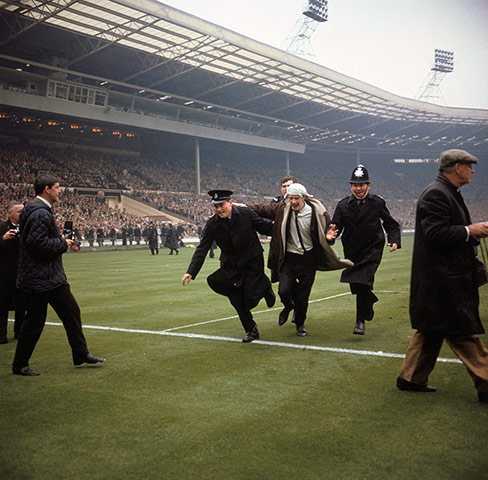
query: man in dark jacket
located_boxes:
[164,224,179,255]
[397,149,488,403]
[0,201,26,343]
[332,165,401,335]
[146,221,159,255]
[249,183,352,336]
[271,175,297,204]
[182,190,275,343]
[12,175,105,376]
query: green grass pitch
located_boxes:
[2,236,488,480]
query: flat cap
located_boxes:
[440,149,479,168]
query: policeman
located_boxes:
[182,190,275,342]
[332,165,401,335]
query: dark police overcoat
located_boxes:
[186,206,272,306]
[409,174,484,335]
[332,193,401,287]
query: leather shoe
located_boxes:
[353,320,365,335]
[242,327,260,343]
[296,325,307,337]
[264,287,276,308]
[13,365,40,376]
[396,376,437,392]
[279,306,292,326]
[73,353,106,366]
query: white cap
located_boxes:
[285,183,312,198]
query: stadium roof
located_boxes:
[0,0,487,156]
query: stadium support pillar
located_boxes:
[195,138,201,195]
[356,148,361,165]
[286,152,290,175]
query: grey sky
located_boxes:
[160,0,488,109]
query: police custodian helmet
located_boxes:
[350,164,370,183]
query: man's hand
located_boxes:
[2,229,17,241]
[468,222,488,239]
[326,224,338,241]
[182,273,192,286]
[65,238,74,248]
[388,243,398,252]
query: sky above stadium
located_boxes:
[160,0,488,109]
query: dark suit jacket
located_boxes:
[332,193,401,287]
[186,206,272,284]
[410,174,483,335]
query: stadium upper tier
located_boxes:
[0,0,487,156]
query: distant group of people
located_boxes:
[2,149,487,405]
[182,150,488,404]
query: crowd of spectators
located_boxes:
[1,143,486,239]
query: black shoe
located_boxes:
[73,353,106,366]
[296,325,307,337]
[264,287,276,308]
[396,376,437,392]
[353,320,365,335]
[479,392,488,404]
[0,337,8,344]
[279,307,292,326]
[13,365,40,376]
[242,327,260,343]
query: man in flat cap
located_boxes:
[332,164,401,335]
[182,190,275,342]
[397,149,488,403]
[247,183,352,337]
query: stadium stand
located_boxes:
[1,141,486,240]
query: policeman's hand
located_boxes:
[182,273,192,286]
[2,229,17,241]
[388,243,398,252]
[468,222,488,239]
[65,238,74,248]
[326,224,338,241]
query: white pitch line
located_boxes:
[43,321,462,364]
[165,292,353,332]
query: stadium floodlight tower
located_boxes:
[283,0,328,61]
[415,49,454,105]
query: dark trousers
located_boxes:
[350,283,378,321]
[0,289,26,340]
[207,258,270,333]
[278,251,317,326]
[0,308,26,340]
[13,283,89,368]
